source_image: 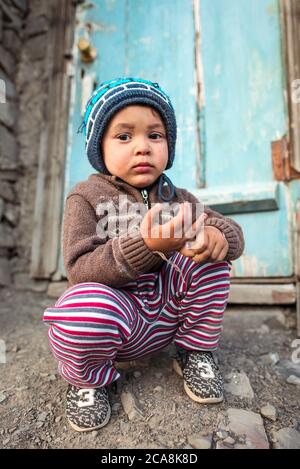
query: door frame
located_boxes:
[280,0,300,173]
[30,0,76,279]
[280,0,300,335]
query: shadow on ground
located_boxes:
[0,287,300,449]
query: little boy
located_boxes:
[43,77,244,432]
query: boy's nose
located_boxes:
[134,137,151,155]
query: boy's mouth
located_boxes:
[133,162,152,168]
[132,162,153,173]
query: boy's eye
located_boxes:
[117,133,163,141]
[149,132,162,139]
[117,134,131,141]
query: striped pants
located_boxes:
[43,253,231,388]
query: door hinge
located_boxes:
[271,135,300,181]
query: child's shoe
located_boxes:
[173,347,224,404]
[66,384,111,432]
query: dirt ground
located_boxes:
[0,286,300,449]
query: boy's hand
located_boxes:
[180,226,229,263]
[140,202,207,253]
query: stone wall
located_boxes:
[0,0,27,287]
[0,0,52,291]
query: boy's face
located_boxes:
[102,105,168,188]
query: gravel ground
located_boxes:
[0,287,300,449]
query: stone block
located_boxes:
[260,404,277,422]
[19,139,39,167]
[13,272,48,292]
[3,29,22,57]
[25,15,48,38]
[187,433,212,449]
[0,99,17,129]
[228,283,296,305]
[224,371,255,400]
[1,1,23,29]
[26,34,47,61]
[0,126,18,170]
[0,70,17,101]
[9,255,28,274]
[47,281,69,298]
[0,170,19,182]
[0,257,12,286]
[0,197,4,219]
[3,202,19,226]
[273,428,300,449]
[0,77,5,104]
[25,0,49,16]
[275,359,300,379]
[0,222,15,248]
[17,57,45,89]
[0,45,16,80]
[0,180,15,202]
[0,8,3,42]
[218,408,269,449]
[11,0,28,14]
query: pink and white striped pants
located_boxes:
[43,253,231,388]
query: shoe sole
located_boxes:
[173,359,223,404]
[67,406,111,433]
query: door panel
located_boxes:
[64,0,197,196]
[199,0,286,186]
[197,0,292,276]
[61,0,292,278]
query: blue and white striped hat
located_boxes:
[82,77,177,174]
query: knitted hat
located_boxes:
[81,77,177,174]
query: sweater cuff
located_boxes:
[118,232,162,274]
[205,217,241,260]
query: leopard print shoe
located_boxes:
[66,385,111,432]
[173,348,224,404]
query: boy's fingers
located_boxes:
[184,212,208,240]
[184,224,209,253]
[216,244,229,261]
[169,202,191,238]
[192,250,210,263]
[180,245,193,257]
[143,202,188,239]
[208,239,224,261]
[189,230,215,257]
[143,203,209,243]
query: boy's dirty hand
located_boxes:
[180,226,229,263]
[140,202,207,254]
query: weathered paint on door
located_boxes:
[65,0,197,193]
[197,0,293,277]
[63,0,296,278]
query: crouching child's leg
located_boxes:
[43,282,135,432]
[167,253,231,404]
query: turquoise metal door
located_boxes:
[196,0,294,278]
[63,0,295,278]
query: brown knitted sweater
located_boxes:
[63,173,244,287]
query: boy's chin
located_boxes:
[125,174,159,188]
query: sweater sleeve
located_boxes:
[63,194,163,287]
[181,189,245,261]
